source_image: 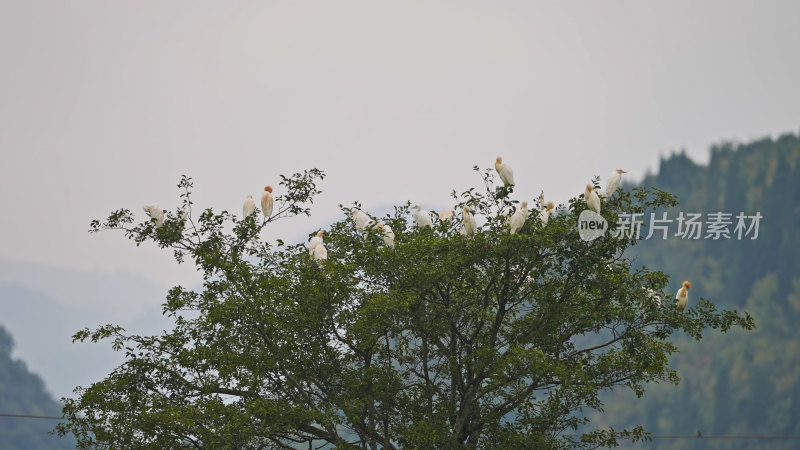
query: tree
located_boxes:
[57,167,753,449]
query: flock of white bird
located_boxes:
[142,158,691,312]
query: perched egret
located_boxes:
[313,243,327,263]
[261,186,274,218]
[509,201,529,234]
[143,204,164,228]
[461,206,477,237]
[585,184,601,214]
[675,281,691,313]
[440,209,456,222]
[539,201,554,225]
[376,222,395,248]
[350,209,373,234]
[603,169,627,200]
[308,230,324,256]
[411,205,433,228]
[243,195,256,218]
[495,156,515,186]
[642,287,663,308]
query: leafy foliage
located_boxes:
[59,166,753,448]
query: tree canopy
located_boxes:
[58,166,753,449]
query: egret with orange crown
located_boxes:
[675,281,691,313]
[495,157,515,186]
[440,209,456,222]
[261,186,274,218]
[461,206,477,237]
[585,184,601,214]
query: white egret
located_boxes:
[642,287,663,308]
[376,222,395,248]
[440,209,456,222]
[539,201,554,225]
[461,206,477,237]
[603,169,627,200]
[243,195,256,218]
[313,243,327,263]
[143,204,164,228]
[495,156,515,186]
[411,205,433,228]
[308,230,324,256]
[350,209,373,234]
[261,186,274,218]
[675,281,691,313]
[509,201,529,234]
[585,184,601,214]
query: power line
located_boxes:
[650,434,800,440]
[0,413,63,420]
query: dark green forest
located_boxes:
[0,326,74,449]
[593,132,800,448]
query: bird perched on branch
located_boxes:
[376,222,395,248]
[495,157,515,186]
[461,206,477,237]
[440,209,456,222]
[143,204,164,228]
[585,184,601,214]
[308,230,324,256]
[411,205,433,228]
[243,195,256,219]
[675,281,691,313]
[509,201,529,234]
[603,169,627,200]
[261,186,274,218]
[539,201,554,226]
[350,209,373,235]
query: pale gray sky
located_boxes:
[2,0,800,309]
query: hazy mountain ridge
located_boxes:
[0,325,75,449]
[596,132,800,449]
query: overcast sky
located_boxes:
[2,1,800,306]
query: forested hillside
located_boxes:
[594,132,800,449]
[0,325,74,449]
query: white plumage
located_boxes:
[411,205,433,228]
[376,222,395,248]
[243,195,256,218]
[261,186,274,218]
[585,184,601,214]
[461,206,477,237]
[539,201,554,226]
[495,156,515,186]
[308,230,324,256]
[313,243,327,262]
[350,209,373,234]
[675,281,691,313]
[642,287,663,308]
[143,204,164,228]
[509,201,529,234]
[439,209,456,222]
[603,169,627,200]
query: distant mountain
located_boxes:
[0,264,175,400]
[0,325,75,449]
[593,132,800,449]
